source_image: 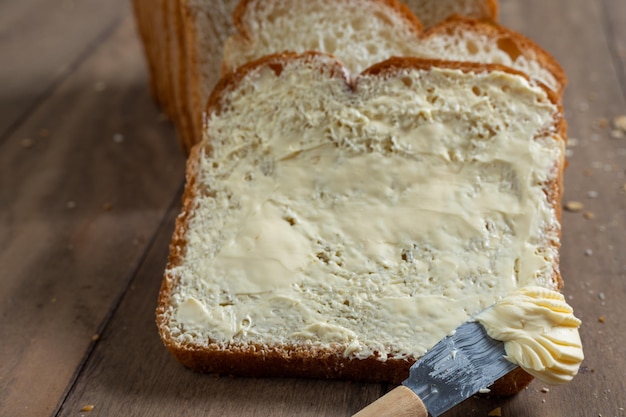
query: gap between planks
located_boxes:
[51,180,186,417]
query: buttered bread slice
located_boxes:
[157,54,566,391]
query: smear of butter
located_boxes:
[476,286,584,384]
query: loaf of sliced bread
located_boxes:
[157,53,566,393]
[132,0,503,152]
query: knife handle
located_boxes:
[352,385,428,417]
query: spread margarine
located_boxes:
[166,63,565,362]
[476,286,584,384]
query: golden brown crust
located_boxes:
[134,0,174,116]
[157,53,567,395]
[174,0,197,152]
[130,0,160,103]
[180,1,205,153]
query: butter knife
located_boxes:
[352,320,517,417]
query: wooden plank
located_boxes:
[0,10,185,417]
[0,0,128,140]
[54,197,385,417]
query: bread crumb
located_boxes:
[80,405,94,412]
[91,334,100,342]
[564,201,584,212]
[21,138,34,148]
[567,138,579,147]
[599,292,605,301]
[598,316,605,323]
[66,201,77,209]
[614,115,626,131]
[596,118,609,129]
[611,129,624,139]
[583,211,595,219]
[540,387,550,393]
[488,407,502,416]
[102,202,113,211]
[113,133,124,143]
[585,249,593,256]
[587,190,599,199]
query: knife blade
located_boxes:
[352,320,517,417]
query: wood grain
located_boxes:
[352,386,427,417]
[0,11,185,417]
[0,0,128,142]
[1,0,625,416]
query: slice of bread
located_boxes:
[157,53,566,393]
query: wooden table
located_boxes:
[1,0,625,416]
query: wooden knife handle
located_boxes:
[352,385,428,417]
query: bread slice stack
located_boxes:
[132,0,564,154]
[131,0,569,395]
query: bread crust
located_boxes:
[157,53,566,394]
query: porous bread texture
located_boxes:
[157,54,566,391]
[223,1,564,95]
[404,0,498,28]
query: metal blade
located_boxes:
[402,321,517,417]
